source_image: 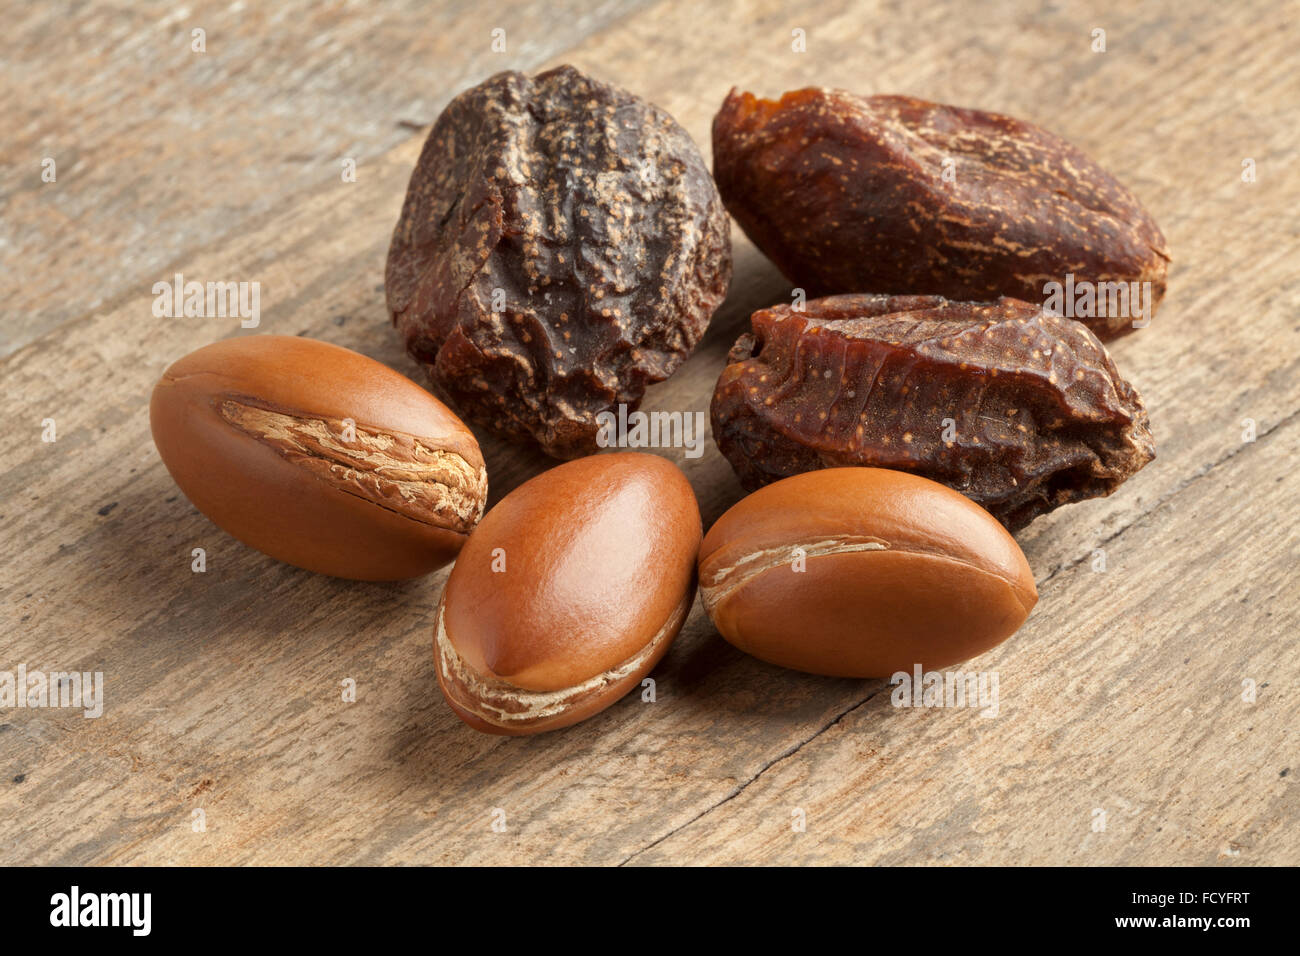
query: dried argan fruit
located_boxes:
[387,65,732,459]
[712,88,1170,340]
[711,294,1156,530]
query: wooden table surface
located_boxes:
[2,0,1297,866]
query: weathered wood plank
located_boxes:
[1,0,1297,864]
[0,0,655,356]
[626,413,1300,865]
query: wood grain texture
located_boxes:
[1,0,1297,865]
[0,0,652,357]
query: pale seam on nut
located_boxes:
[699,536,889,613]
[703,537,1040,618]
[220,400,486,531]
[435,591,687,727]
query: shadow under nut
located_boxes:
[698,468,1037,677]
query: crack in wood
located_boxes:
[617,684,889,865]
[1037,404,1300,591]
[619,404,1300,862]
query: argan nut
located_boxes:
[150,335,488,580]
[711,294,1155,530]
[387,66,731,459]
[698,468,1037,677]
[713,88,1171,339]
[435,452,701,735]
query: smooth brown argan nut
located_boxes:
[698,468,1037,677]
[435,452,701,735]
[150,335,488,580]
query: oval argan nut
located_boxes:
[435,452,701,735]
[698,468,1037,677]
[150,335,488,580]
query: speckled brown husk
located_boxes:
[387,66,732,458]
[713,89,1170,340]
[711,294,1156,531]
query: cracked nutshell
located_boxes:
[150,335,488,580]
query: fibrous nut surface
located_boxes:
[711,294,1156,530]
[713,88,1170,339]
[220,400,486,531]
[387,65,732,458]
[435,589,688,730]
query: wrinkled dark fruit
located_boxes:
[711,294,1156,530]
[712,88,1170,340]
[386,65,732,459]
